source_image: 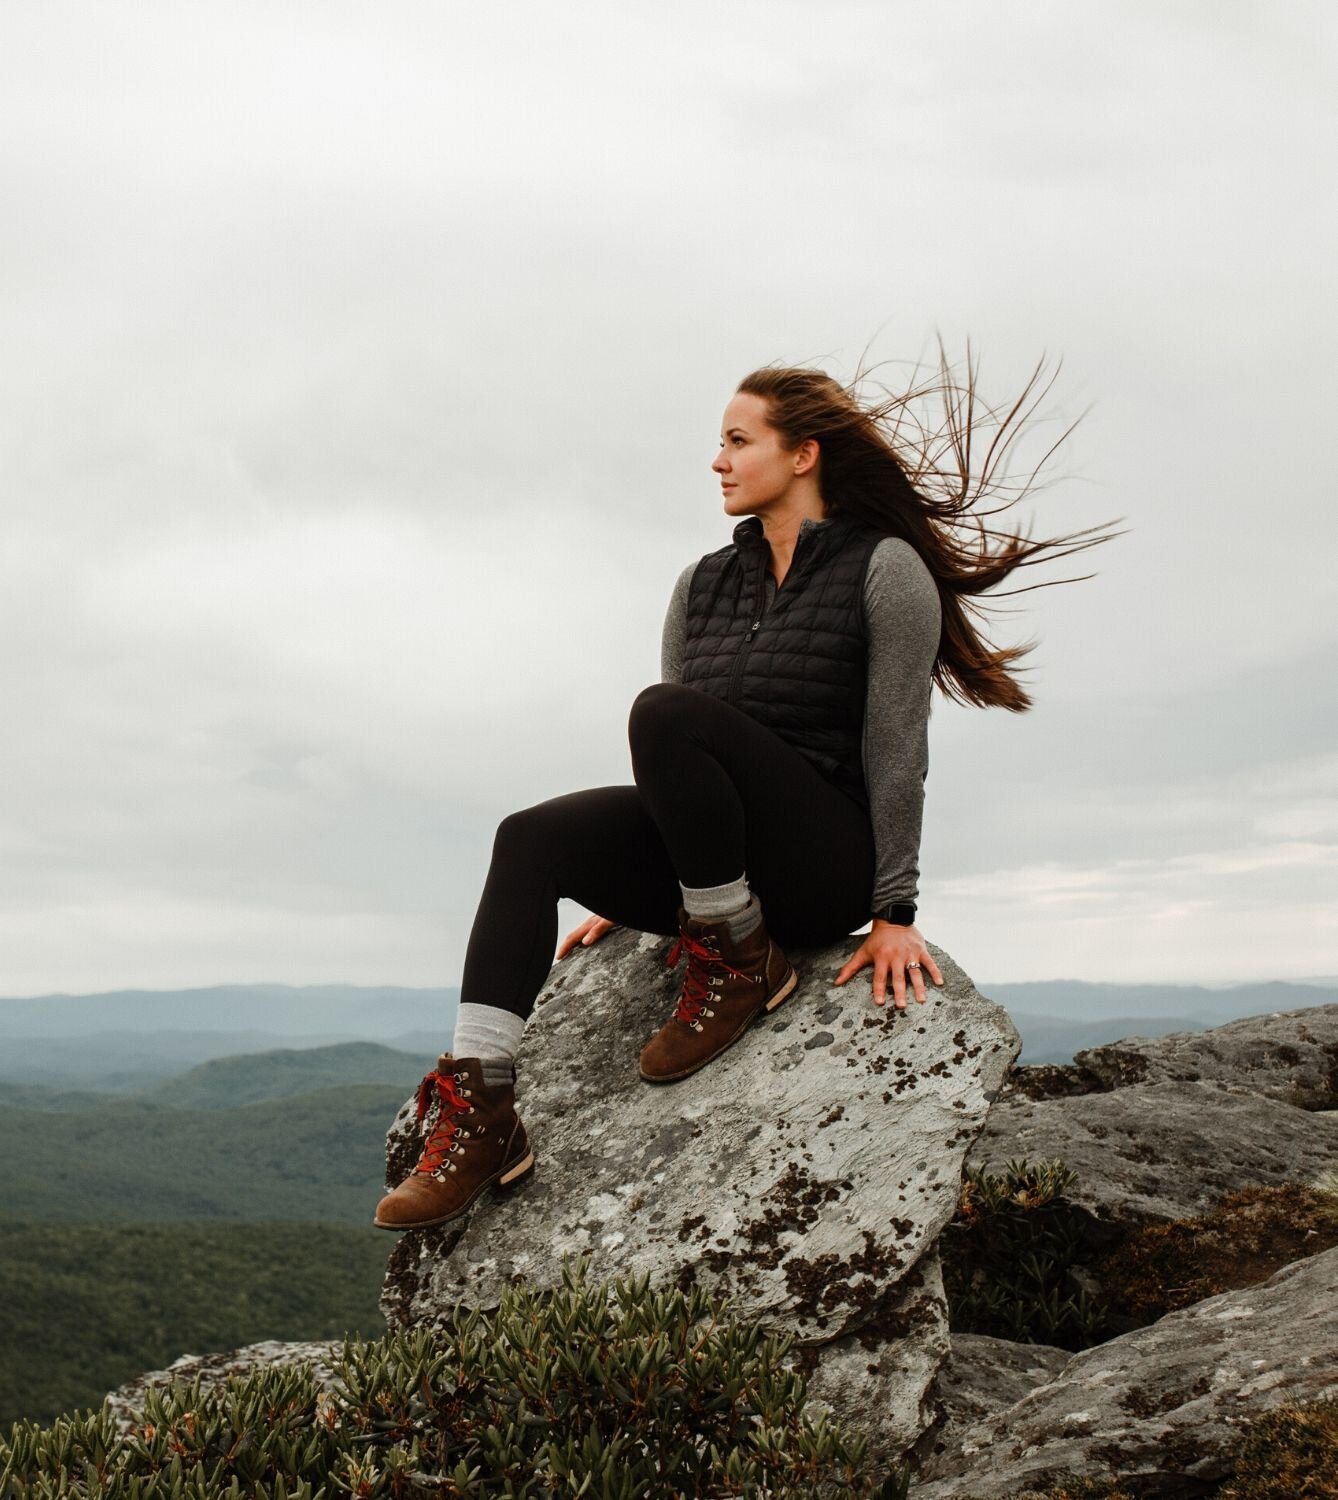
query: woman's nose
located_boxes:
[711,451,728,473]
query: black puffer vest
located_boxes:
[681,512,882,806]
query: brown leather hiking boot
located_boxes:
[639,902,797,1083]
[374,1054,534,1230]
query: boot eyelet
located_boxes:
[468,1105,477,1113]
[692,1021,704,1032]
[705,1008,714,1017]
[448,1162,457,1172]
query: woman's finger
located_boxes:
[891,958,909,1010]
[835,947,870,986]
[872,957,890,1007]
[909,961,928,1005]
[926,955,946,986]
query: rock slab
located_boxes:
[1009,1004,1338,1110]
[914,1244,1338,1498]
[972,1079,1338,1225]
[382,929,1018,1455]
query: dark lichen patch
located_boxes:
[805,1030,836,1050]
[1118,1372,1211,1419]
[677,1213,706,1243]
[818,1104,846,1128]
[783,1229,905,1322]
[719,1162,855,1274]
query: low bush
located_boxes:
[1,1260,909,1498]
[939,1157,1106,1348]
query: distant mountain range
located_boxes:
[2,979,1334,1080]
[0,983,459,1041]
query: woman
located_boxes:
[375,357,1118,1232]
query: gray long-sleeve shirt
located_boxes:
[660,532,940,909]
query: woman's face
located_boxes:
[712,392,802,518]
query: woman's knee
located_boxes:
[628,681,703,759]
[492,802,563,863]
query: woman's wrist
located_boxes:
[870,901,916,927]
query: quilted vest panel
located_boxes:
[681,513,881,804]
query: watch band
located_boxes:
[872,902,917,926]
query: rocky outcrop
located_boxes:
[1007,1004,1338,1110]
[971,1079,1338,1225]
[381,927,1017,1457]
[914,1244,1338,1498]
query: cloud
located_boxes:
[0,3,1334,993]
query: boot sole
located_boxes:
[640,967,798,1084]
[372,1149,536,1232]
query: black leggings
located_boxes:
[460,683,876,1019]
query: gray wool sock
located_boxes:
[451,1002,525,1087]
[680,875,763,941]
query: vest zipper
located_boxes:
[726,615,763,705]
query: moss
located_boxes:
[1090,1183,1338,1330]
[1217,1395,1338,1499]
[958,1480,1135,1500]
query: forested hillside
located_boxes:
[0,1222,389,1428]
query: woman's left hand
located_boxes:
[834,919,944,1009]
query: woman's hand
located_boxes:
[834,919,945,1009]
[556,914,619,959]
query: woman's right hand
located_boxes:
[557,914,618,959]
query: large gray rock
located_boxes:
[1075,1004,1338,1109]
[914,1244,1338,1498]
[972,1079,1338,1225]
[1007,1004,1338,1110]
[922,1332,1072,1454]
[382,928,1018,1455]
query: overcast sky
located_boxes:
[2,2,1335,997]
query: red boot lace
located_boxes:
[665,930,751,1025]
[413,1069,472,1175]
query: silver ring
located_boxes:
[908,961,921,969]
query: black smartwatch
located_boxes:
[872,902,916,926]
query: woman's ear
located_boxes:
[792,437,820,477]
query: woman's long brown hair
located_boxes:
[737,345,1125,711]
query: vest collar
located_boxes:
[730,511,855,550]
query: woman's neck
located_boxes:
[758,495,828,587]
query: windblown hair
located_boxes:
[737,347,1124,711]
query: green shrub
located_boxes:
[1,1260,908,1498]
[939,1157,1106,1348]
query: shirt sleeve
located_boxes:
[661,562,696,684]
[861,538,941,910]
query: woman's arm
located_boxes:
[862,537,940,913]
[836,537,944,1007]
[660,561,697,684]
